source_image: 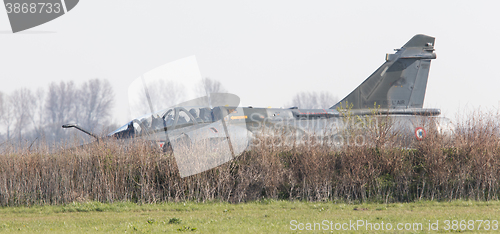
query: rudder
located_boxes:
[331,34,436,110]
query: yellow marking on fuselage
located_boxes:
[230,115,248,120]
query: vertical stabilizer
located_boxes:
[331,34,436,110]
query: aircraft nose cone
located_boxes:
[4,0,79,33]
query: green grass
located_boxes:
[0,200,499,233]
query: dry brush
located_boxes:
[1,113,500,206]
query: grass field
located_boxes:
[0,200,499,233]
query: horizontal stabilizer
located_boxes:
[337,108,441,116]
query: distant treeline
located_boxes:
[0,77,235,148]
[0,76,341,149]
[0,111,499,206]
[0,79,115,147]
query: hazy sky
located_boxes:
[1,0,499,124]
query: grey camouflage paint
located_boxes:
[331,34,436,110]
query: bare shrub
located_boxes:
[1,111,500,206]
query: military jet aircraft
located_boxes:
[63,34,452,177]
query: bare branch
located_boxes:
[288,91,338,109]
[195,77,228,96]
[77,78,115,131]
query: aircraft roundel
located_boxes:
[415,127,426,140]
[156,141,165,149]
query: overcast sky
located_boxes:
[1,0,499,125]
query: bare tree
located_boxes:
[129,79,187,118]
[45,81,77,142]
[0,92,9,140]
[29,88,46,138]
[195,77,227,96]
[46,81,77,123]
[150,80,185,111]
[76,78,114,132]
[10,88,37,141]
[0,78,117,146]
[289,91,338,109]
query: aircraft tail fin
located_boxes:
[331,34,436,110]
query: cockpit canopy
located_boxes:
[108,106,232,138]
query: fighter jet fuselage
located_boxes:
[64,34,452,177]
